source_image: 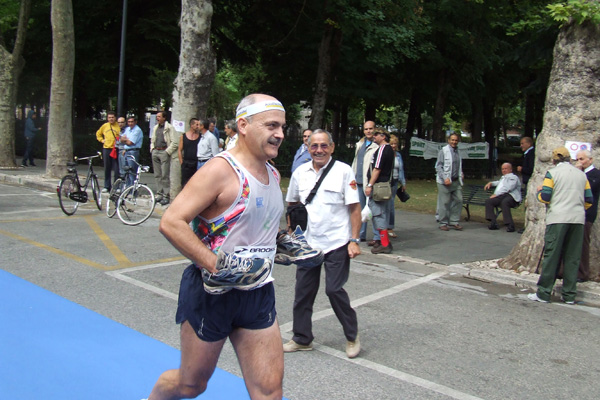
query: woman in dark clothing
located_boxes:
[22,110,42,167]
[178,118,201,187]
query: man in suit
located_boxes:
[575,149,600,281]
[518,136,535,186]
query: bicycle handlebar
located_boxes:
[74,151,102,162]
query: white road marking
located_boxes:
[105,260,187,301]
[279,270,447,332]
[109,262,482,399]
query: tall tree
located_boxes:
[169,0,215,198]
[0,0,31,167]
[46,0,75,178]
[500,19,600,279]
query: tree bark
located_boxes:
[46,0,75,178]
[0,0,32,168]
[499,21,600,279]
[432,68,449,142]
[308,21,342,130]
[170,0,215,199]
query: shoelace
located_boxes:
[221,253,255,273]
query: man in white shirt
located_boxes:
[284,129,362,359]
[484,163,522,232]
[196,118,219,169]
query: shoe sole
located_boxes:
[283,346,313,353]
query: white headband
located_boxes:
[235,100,285,121]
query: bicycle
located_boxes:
[112,156,156,226]
[57,152,103,216]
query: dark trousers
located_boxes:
[292,244,358,345]
[578,221,593,281]
[22,137,35,165]
[181,160,197,187]
[537,223,584,302]
[485,194,517,226]
[102,148,119,190]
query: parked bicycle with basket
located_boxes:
[57,152,103,216]
[106,155,156,225]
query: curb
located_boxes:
[0,173,59,193]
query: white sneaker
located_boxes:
[102,188,109,193]
[527,293,549,303]
[346,334,361,358]
[561,296,575,305]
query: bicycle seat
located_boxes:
[123,166,131,172]
[67,162,77,167]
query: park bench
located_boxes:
[461,184,525,221]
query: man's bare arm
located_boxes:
[159,158,238,273]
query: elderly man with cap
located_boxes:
[528,146,593,304]
[575,149,600,281]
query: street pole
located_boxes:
[117,0,128,117]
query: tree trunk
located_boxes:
[471,97,483,142]
[0,0,32,168]
[170,0,215,199]
[46,0,75,178]
[499,21,600,279]
[308,21,342,130]
[404,89,420,162]
[432,69,449,142]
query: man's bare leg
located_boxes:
[229,321,284,400]
[148,321,226,400]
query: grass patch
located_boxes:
[280,177,525,228]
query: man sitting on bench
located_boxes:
[484,162,522,232]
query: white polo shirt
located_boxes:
[286,158,359,254]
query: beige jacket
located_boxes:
[150,121,179,156]
[351,137,379,193]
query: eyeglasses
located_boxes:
[310,143,330,151]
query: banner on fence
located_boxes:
[409,137,489,160]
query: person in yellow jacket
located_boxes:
[96,111,121,192]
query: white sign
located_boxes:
[172,119,185,132]
[409,137,489,160]
[565,141,592,159]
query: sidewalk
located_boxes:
[2,157,600,307]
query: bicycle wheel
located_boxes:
[106,178,124,218]
[58,175,80,216]
[117,184,156,226]
[91,174,102,210]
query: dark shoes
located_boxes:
[451,224,463,231]
[367,240,378,246]
[488,222,499,230]
[506,224,515,232]
[371,242,392,254]
[159,198,170,206]
[439,225,449,231]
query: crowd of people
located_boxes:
[88,94,596,400]
[95,112,236,206]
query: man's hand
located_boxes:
[484,182,492,191]
[444,178,451,186]
[348,242,361,258]
[517,166,523,172]
[365,186,372,197]
[490,194,497,199]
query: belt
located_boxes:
[154,147,167,151]
[125,148,140,151]
[198,158,210,162]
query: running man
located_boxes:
[146,94,286,400]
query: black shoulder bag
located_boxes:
[286,160,336,231]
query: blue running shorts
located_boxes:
[176,264,277,342]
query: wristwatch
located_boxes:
[349,238,360,243]
[367,183,373,187]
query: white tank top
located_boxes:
[193,152,283,286]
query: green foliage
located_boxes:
[547,0,600,26]
[0,0,20,37]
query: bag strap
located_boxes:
[305,159,336,205]
[368,144,392,183]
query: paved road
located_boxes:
[2,183,600,400]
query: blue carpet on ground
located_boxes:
[0,269,261,400]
